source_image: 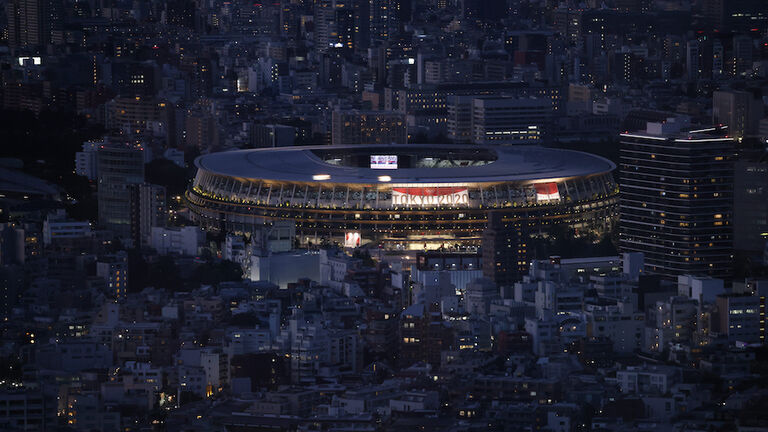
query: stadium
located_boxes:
[186,145,618,250]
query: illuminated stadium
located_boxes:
[186,145,618,250]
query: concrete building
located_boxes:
[447,96,552,145]
[97,142,145,242]
[734,154,768,253]
[712,90,762,139]
[331,110,407,145]
[42,211,92,245]
[96,251,129,299]
[131,183,166,248]
[715,293,762,344]
[619,121,736,278]
[150,226,204,256]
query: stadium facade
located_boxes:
[186,145,618,250]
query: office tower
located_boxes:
[314,0,363,53]
[97,251,129,299]
[734,154,768,253]
[108,96,173,140]
[685,40,700,81]
[712,90,762,140]
[331,110,406,145]
[553,5,582,46]
[482,211,527,288]
[732,35,754,77]
[702,0,767,33]
[649,296,698,350]
[6,0,58,48]
[0,224,25,265]
[468,96,552,145]
[462,0,507,25]
[712,39,724,79]
[130,183,167,248]
[165,0,197,29]
[398,303,453,368]
[368,0,391,43]
[185,110,220,150]
[619,120,735,279]
[97,143,145,243]
[714,293,762,344]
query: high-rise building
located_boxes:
[370,0,406,44]
[108,96,173,143]
[130,183,167,248]
[714,293,762,344]
[398,302,453,368]
[97,143,145,243]
[6,0,58,48]
[314,0,365,53]
[482,211,527,288]
[734,154,768,253]
[619,120,736,279]
[97,251,129,299]
[712,89,762,140]
[331,110,406,145]
[552,5,582,46]
[468,96,552,145]
[185,110,220,150]
[462,0,507,25]
[0,224,25,265]
[685,40,700,81]
[732,35,754,77]
[702,0,767,33]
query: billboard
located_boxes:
[344,232,361,248]
[392,187,469,207]
[535,182,560,201]
[370,155,398,169]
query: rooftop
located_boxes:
[195,145,615,184]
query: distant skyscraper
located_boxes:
[619,120,736,279]
[482,211,527,288]
[734,154,768,253]
[468,97,552,145]
[331,110,406,145]
[685,40,700,81]
[6,0,57,48]
[97,143,145,243]
[130,183,167,248]
[369,0,407,44]
[732,35,754,77]
[314,0,364,53]
[712,90,762,140]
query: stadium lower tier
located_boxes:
[185,179,618,250]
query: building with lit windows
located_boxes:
[331,110,407,145]
[619,120,736,279]
[186,144,617,250]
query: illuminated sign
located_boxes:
[535,182,560,201]
[370,155,398,169]
[344,232,361,248]
[392,187,469,207]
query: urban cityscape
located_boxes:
[0,0,767,431]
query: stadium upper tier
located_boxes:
[187,145,618,248]
[193,145,615,185]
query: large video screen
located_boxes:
[370,155,398,169]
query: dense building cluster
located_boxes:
[1,0,768,431]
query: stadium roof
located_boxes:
[195,145,615,184]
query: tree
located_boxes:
[145,159,193,197]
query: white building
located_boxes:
[150,226,204,256]
[42,210,92,245]
[75,141,101,180]
[677,275,725,304]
